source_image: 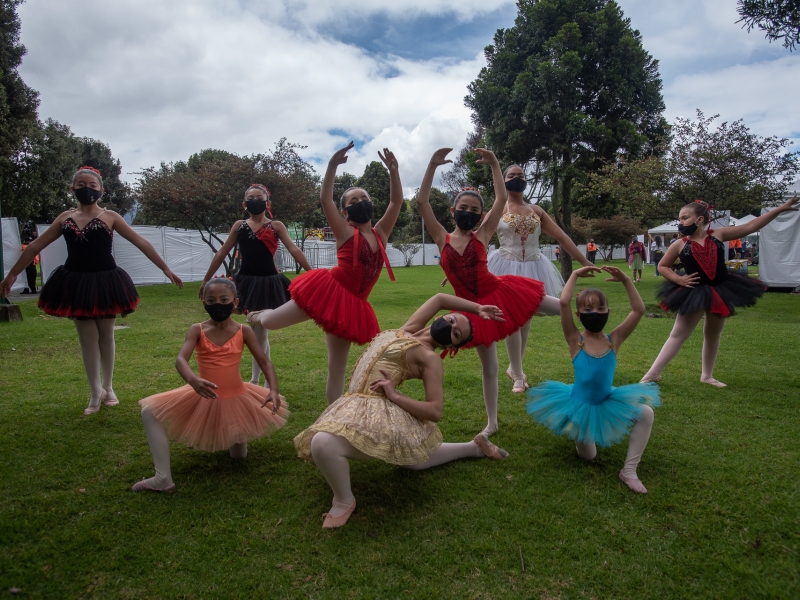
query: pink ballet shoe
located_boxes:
[83,398,102,415]
[101,390,119,407]
[639,375,662,384]
[321,498,356,529]
[131,479,176,494]
[506,368,529,393]
[473,434,510,460]
[619,471,647,494]
[700,377,727,388]
[245,310,265,326]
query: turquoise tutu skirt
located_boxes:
[526,381,660,447]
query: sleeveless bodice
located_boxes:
[62,217,117,272]
[330,228,384,299]
[495,212,543,262]
[570,337,616,405]
[679,236,728,286]
[237,221,279,276]
[347,330,421,396]
[196,325,247,398]
[440,233,500,301]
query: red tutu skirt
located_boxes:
[462,275,545,348]
[289,269,380,345]
[139,384,289,453]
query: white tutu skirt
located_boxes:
[487,252,564,296]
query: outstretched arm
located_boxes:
[714,196,799,242]
[538,208,594,268]
[475,149,508,246]
[200,221,241,298]
[374,148,404,244]
[401,293,503,333]
[0,215,66,297]
[560,266,602,356]
[272,221,312,272]
[603,266,645,347]
[416,148,452,250]
[320,142,356,242]
[111,214,183,288]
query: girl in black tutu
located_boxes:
[200,184,312,386]
[0,167,184,414]
[641,197,798,387]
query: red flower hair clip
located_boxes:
[77,166,102,176]
[248,183,271,197]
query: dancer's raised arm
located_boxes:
[374,148,404,243]
[320,142,357,242]
[416,148,452,249]
[603,265,646,347]
[402,293,504,334]
[474,148,508,246]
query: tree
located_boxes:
[391,226,422,267]
[407,187,455,240]
[572,215,642,260]
[466,0,666,278]
[356,161,409,237]
[738,0,800,50]
[77,138,134,215]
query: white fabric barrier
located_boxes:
[2,217,26,292]
[36,223,225,284]
[759,208,800,287]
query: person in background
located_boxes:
[627,236,646,282]
[20,236,39,294]
[586,239,597,264]
[555,246,560,261]
[650,235,664,277]
[670,233,679,246]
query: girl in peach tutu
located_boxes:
[132,277,288,493]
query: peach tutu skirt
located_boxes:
[139,384,289,452]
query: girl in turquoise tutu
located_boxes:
[526,265,660,494]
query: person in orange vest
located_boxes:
[586,239,597,264]
[555,245,560,260]
[728,238,742,260]
[20,236,40,294]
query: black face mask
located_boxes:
[505,178,527,193]
[245,200,267,215]
[430,316,454,348]
[677,222,699,236]
[204,302,234,322]
[579,311,609,333]
[453,210,482,231]
[345,200,373,224]
[75,187,102,205]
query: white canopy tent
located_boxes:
[1,217,26,292]
[759,200,800,287]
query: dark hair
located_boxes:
[339,187,370,209]
[576,288,608,311]
[71,167,103,187]
[655,235,662,246]
[203,277,237,297]
[452,188,484,208]
[683,200,710,225]
[503,164,524,178]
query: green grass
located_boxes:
[1,260,798,599]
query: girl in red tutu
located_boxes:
[201,184,312,386]
[417,148,566,437]
[132,277,288,493]
[248,143,404,404]
[0,167,184,415]
[641,197,798,387]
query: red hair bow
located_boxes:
[78,166,102,176]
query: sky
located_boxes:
[17,0,800,195]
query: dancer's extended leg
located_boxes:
[640,311,704,382]
[403,441,484,470]
[96,317,118,404]
[74,319,103,411]
[254,300,309,330]
[476,343,499,436]
[249,324,270,385]
[619,405,654,493]
[537,295,561,316]
[135,406,174,490]
[326,334,351,405]
[700,312,727,387]
[310,432,371,517]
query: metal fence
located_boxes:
[274,241,337,272]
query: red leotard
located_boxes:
[289,227,393,344]
[440,233,545,348]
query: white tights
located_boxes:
[310,432,485,516]
[476,343,500,435]
[138,406,248,490]
[575,404,654,479]
[73,318,117,408]
[256,300,350,404]
[249,324,270,385]
[642,311,727,382]
[503,294,561,381]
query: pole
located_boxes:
[421,213,425,266]
[0,200,7,305]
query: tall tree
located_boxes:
[738,0,800,50]
[466,0,666,277]
[77,138,134,215]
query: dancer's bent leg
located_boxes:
[325,334,351,405]
[641,311,704,381]
[74,319,103,409]
[310,432,371,517]
[575,441,597,461]
[700,312,727,386]
[96,317,118,402]
[504,318,533,387]
[476,343,499,436]
[138,406,174,490]
[229,442,248,459]
[249,324,270,385]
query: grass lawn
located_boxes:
[1,260,798,599]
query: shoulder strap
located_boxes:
[445,233,451,245]
[373,228,395,282]
[578,334,584,349]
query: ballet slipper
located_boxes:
[473,434,509,460]
[131,479,176,494]
[700,377,727,388]
[639,375,662,384]
[83,397,102,415]
[480,424,498,438]
[506,368,529,392]
[321,498,356,529]
[102,390,119,407]
[245,310,264,326]
[619,471,647,494]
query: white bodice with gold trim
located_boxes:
[495,212,543,262]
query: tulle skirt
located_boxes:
[487,252,564,296]
[140,384,289,452]
[38,266,139,319]
[463,275,545,348]
[294,394,443,466]
[289,269,379,345]
[234,272,291,313]
[526,381,660,447]
[657,274,765,317]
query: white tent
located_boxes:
[759,200,800,287]
[1,217,26,292]
[648,220,679,235]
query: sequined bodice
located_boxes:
[348,330,421,396]
[330,229,384,299]
[237,221,279,276]
[62,216,117,272]
[196,325,247,399]
[680,236,728,285]
[495,212,542,262]
[571,337,616,405]
[440,233,500,301]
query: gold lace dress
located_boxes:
[294,330,444,465]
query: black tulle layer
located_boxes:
[234,272,291,313]
[656,272,765,316]
[38,266,139,319]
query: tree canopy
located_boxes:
[738,0,800,50]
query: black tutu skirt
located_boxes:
[38,266,139,319]
[657,273,765,317]
[234,272,291,314]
